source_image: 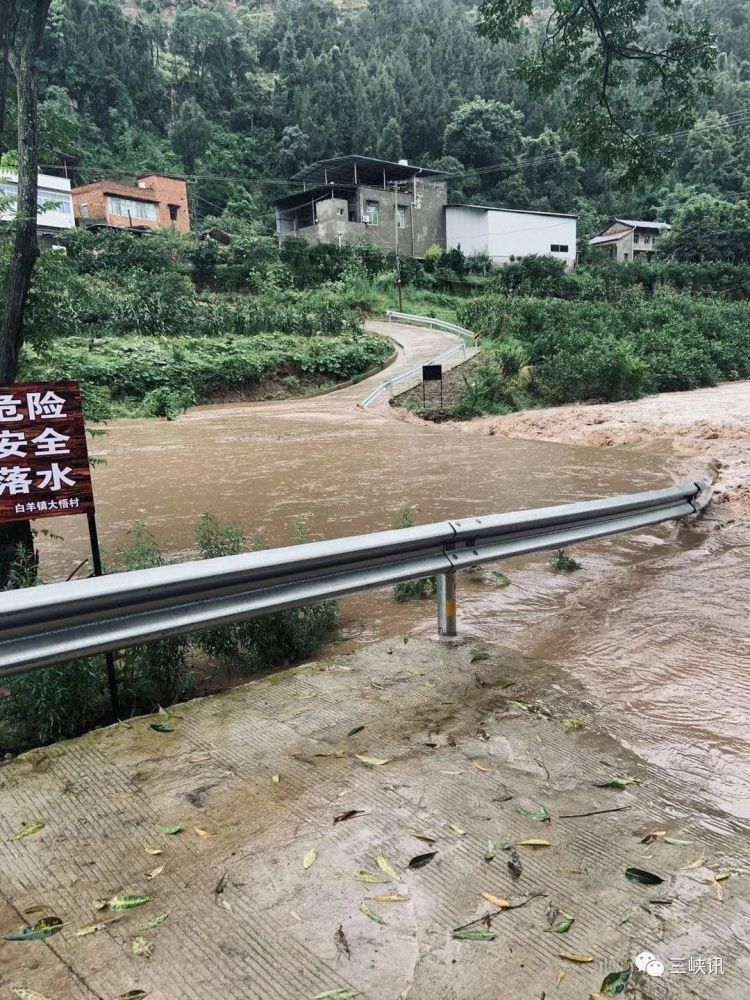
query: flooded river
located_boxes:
[35,322,749,823]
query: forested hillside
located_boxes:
[10,0,749,237]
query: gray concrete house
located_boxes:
[273,155,448,259]
[589,218,671,262]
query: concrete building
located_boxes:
[444,204,578,267]
[589,219,671,262]
[0,172,75,241]
[71,173,190,233]
[273,156,448,259]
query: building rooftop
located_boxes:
[615,218,671,231]
[273,183,356,210]
[290,155,447,187]
[446,203,578,219]
[589,231,628,245]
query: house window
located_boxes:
[397,206,407,229]
[550,244,569,253]
[106,195,157,221]
[168,204,179,222]
[365,200,379,226]
[634,233,640,244]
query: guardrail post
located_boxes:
[437,571,457,637]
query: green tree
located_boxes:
[170,97,211,172]
[657,194,750,262]
[476,0,716,184]
[444,98,524,173]
[377,117,402,162]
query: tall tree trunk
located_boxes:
[0,0,51,585]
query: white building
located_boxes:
[0,172,75,239]
[445,203,577,268]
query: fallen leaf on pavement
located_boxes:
[481,892,510,908]
[556,969,566,987]
[346,726,365,737]
[303,849,317,870]
[593,778,639,790]
[105,895,153,912]
[624,868,663,886]
[359,901,386,925]
[517,804,550,823]
[377,852,403,882]
[508,850,523,878]
[351,870,388,884]
[150,724,174,734]
[558,952,594,963]
[519,839,551,848]
[194,828,212,839]
[4,917,63,942]
[334,810,365,824]
[598,969,631,995]
[74,917,122,937]
[334,923,350,959]
[131,936,153,959]
[10,988,54,1000]
[449,824,466,836]
[355,755,390,766]
[136,913,168,932]
[314,991,360,1000]
[370,894,409,903]
[664,836,692,846]
[452,929,496,941]
[154,824,181,835]
[561,718,584,732]
[408,852,437,869]
[111,992,148,1000]
[144,847,163,856]
[145,866,164,880]
[272,774,280,783]
[8,823,45,842]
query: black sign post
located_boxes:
[422,364,443,408]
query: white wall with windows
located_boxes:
[0,172,75,232]
[445,205,577,267]
[106,195,158,221]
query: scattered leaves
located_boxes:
[303,849,317,870]
[593,778,640,790]
[105,895,154,912]
[377,853,403,882]
[452,929,496,941]
[314,991,360,1000]
[682,853,707,870]
[150,724,174,734]
[136,913,168,932]
[508,850,523,879]
[408,852,437,870]
[625,868,664,886]
[664,836,692,846]
[154,824,181,835]
[548,914,575,934]
[561,718,584,732]
[480,892,510,908]
[354,755,390,766]
[131,936,153,959]
[346,726,365,737]
[519,839,551,848]
[144,847,163,856]
[4,917,63,942]
[334,810,365,824]
[558,952,593,963]
[449,823,467,836]
[517,803,550,823]
[194,827,212,839]
[351,870,388,884]
[8,822,45,842]
[74,917,122,937]
[334,923,350,960]
[599,969,631,996]
[359,901,386,925]
[492,571,511,586]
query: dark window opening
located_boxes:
[550,244,569,253]
[168,204,179,222]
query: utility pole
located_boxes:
[393,181,403,311]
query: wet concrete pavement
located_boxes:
[1,637,747,1000]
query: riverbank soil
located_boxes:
[440,379,750,511]
[1,637,747,999]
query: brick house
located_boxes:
[71,173,190,233]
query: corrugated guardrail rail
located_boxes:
[360,312,479,407]
[0,483,707,684]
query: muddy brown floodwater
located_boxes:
[34,322,747,826]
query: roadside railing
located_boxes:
[361,313,479,408]
[0,483,707,689]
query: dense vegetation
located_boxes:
[0,516,337,752]
[3,0,746,237]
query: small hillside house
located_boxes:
[0,172,75,243]
[273,155,448,259]
[589,219,671,261]
[71,173,190,233]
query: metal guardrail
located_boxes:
[361,313,479,408]
[0,483,706,681]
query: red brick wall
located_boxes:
[71,175,190,233]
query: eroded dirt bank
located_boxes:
[445,380,750,511]
[1,637,747,1000]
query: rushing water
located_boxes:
[34,323,748,821]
